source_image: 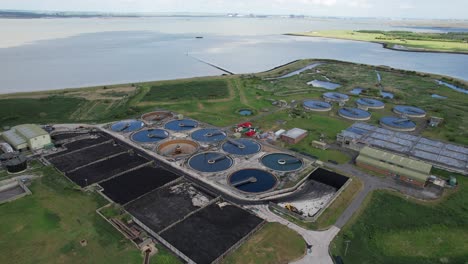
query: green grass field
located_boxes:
[0,166,149,264]
[330,172,468,264]
[222,222,305,264]
[292,30,468,54]
[142,79,230,102]
[0,97,85,126]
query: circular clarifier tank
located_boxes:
[141,111,173,123]
[323,92,349,102]
[229,169,277,193]
[157,139,199,158]
[303,100,332,111]
[380,116,417,132]
[393,105,426,118]
[222,139,261,155]
[191,128,227,143]
[131,129,169,143]
[338,107,371,121]
[111,120,145,132]
[356,98,385,109]
[164,119,199,131]
[188,152,234,173]
[261,153,303,172]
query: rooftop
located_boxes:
[283,128,307,139]
[13,124,49,139]
[359,146,432,175]
[2,130,27,146]
[340,123,468,174]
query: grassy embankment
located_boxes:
[222,222,306,264]
[289,30,468,54]
[330,169,468,264]
[0,166,154,264]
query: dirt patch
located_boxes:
[66,86,136,101]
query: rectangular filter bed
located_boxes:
[159,201,264,264]
[66,152,149,187]
[48,142,127,173]
[100,166,181,204]
[47,133,111,158]
[125,180,214,234]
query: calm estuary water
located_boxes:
[1,17,467,94]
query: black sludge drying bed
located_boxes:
[229,169,277,193]
[100,166,180,204]
[66,152,149,187]
[131,129,169,143]
[111,120,145,132]
[222,139,261,156]
[159,201,264,264]
[164,119,199,131]
[188,152,234,173]
[48,134,111,158]
[48,142,127,173]
[261,153,303,171]
[125,180,214,234]
[191,128,227,143]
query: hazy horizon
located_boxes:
[0,0,467,20]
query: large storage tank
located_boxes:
[4,155,27,173]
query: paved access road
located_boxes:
[247,205,340,264]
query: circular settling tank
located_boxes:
[393,105,426,118]
[239,109,253,116]
[157,139,199,158]
[380,117,416,132]
[141,111,173,122]
[261,153,303,172]
[164,119,199,131]
[323,92,349,102]
[338,107,371,121]
[131,129,169,143]
[191,128,227,143]
[5,155,27,173]
[111,120,145,132]
[229,169,277,193]
[188,152,234,173]
[303,100,332,111]
[222,139,261,155]
[356,98,385,109]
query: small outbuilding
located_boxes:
[281,128,308,144]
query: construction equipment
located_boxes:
[285,203,301,215]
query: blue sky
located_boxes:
[1,0,467,19]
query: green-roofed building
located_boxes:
[356,146,432,187]
[1,124,52,151]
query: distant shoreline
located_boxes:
[286,33,468,55]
